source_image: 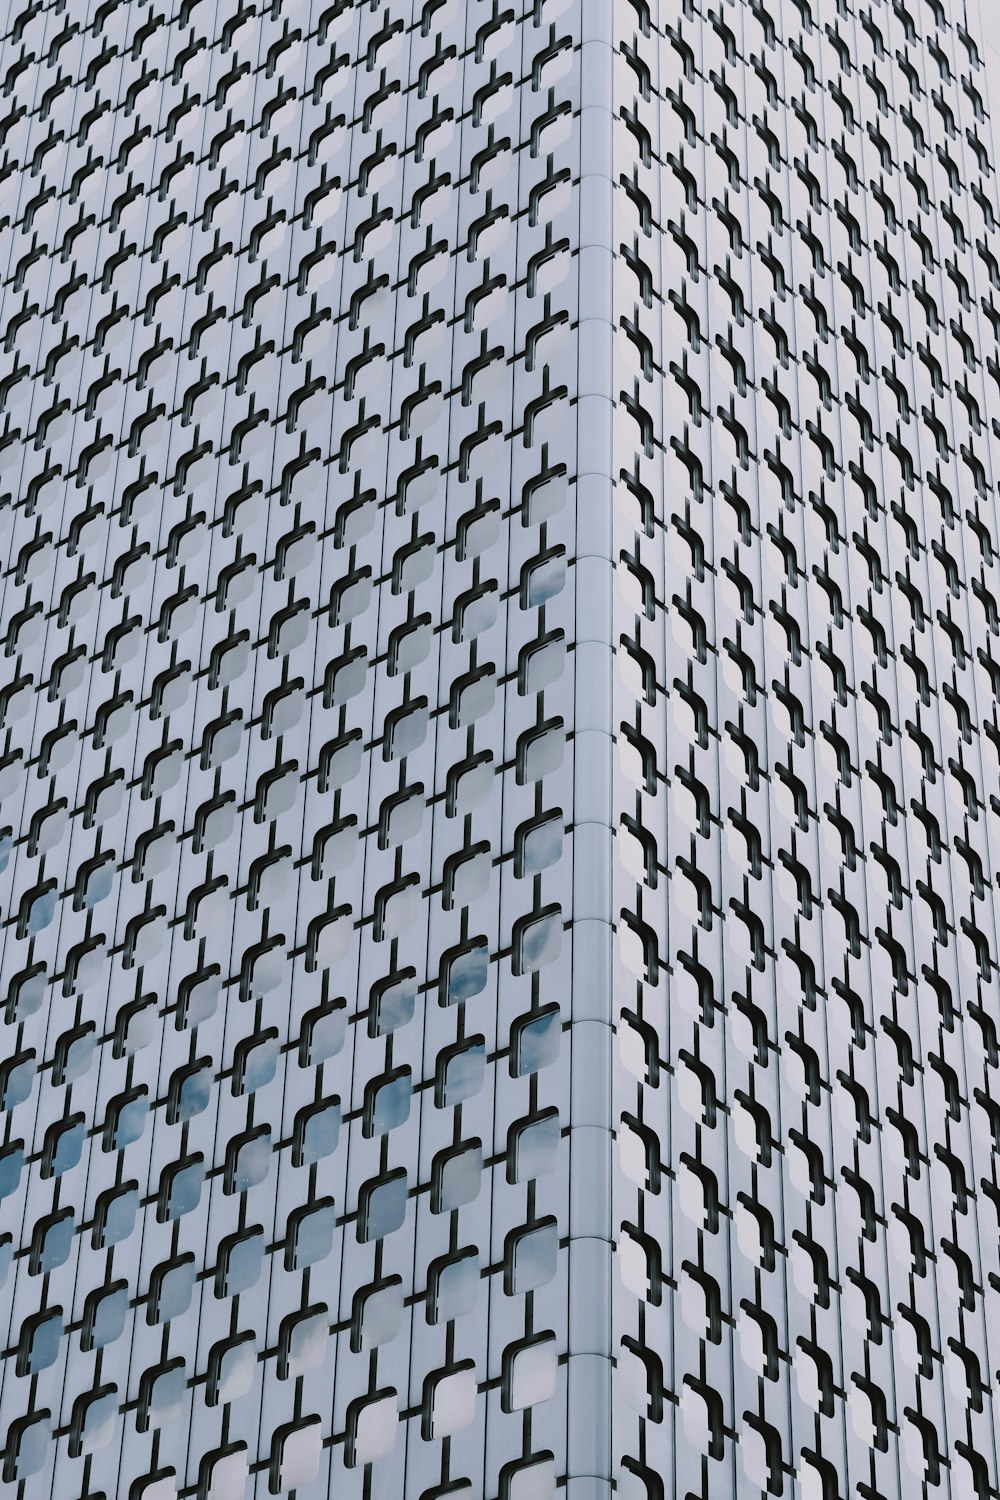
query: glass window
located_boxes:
[31,1211,75,1275]
[233,1031,280,1095]
[352,1278,404,1351]
[225,1130,273,1194]
[148,1256,196,1325]
[0,1142,24,1200]
[440,939,490,1004]
[502,1334,558,1412]
[18,1308,63,1376]
[364,1070,412,1136]
[511,1006,561,1076]
[422,1363,477,1439]
[299,1000,347,1063]
[286,1199,337,1271]
[94,1183,139,1248]
[346,1392,398,1468]
[83,1282,129,1352]
[207,1336,256,1406]
[505,1220,559,1295]
[217,1227,266,1297]
[293,1098,341,1166]
[370,970,417,1035]
[436,1038,486,1106]
[432,1142,483,1212]
[279,1306,329,1379]
[358,1171,409,1242]
[428,1251,480,1323]
[105,1089,148,1151]
[501,1454,557,1500]
[514,814,563,877]
[138,1361,187,1432]
[158,1157,204,1223]
[168,1061,212,1123]
[0,1051,35,1110]
[70,1386,119,1457]
[4,1414,50,1482]
[513,906,563,974]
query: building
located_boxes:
[1,1,999,1498]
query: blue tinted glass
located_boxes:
[510,1222,559,1294]
[78,1388,118,1453]
[512,1114,560,1183]
[371,1072,411,1134]
[444,942,489,1004]
[13,1416,50,1478]
[39,1214,75,1273]
[230,1133,271,1192]
[303,1003,347,1062]
[154,1259,195,1323]
[1,1055,34,1110]
[220,1229,265,1296]
[89,1286,128,1350]
[113,1096,148,1150]
[84,864,114,907]
[27,889,56,934]
[358,1281,403,1350]
[361,1173,408,1241]
[513,1007,561,1076]
[298,1102,340,1164]
[182,971,220,1027]
[212,1341,254,1406]
[0,1144,24,1199]
[60,1029,95,1083]
[430,1253,480,1323]
[175,1066,211,1121]
[26,1311,62,1373]
[435,1147,482,1212]
[240,1035,279,1093]
[372,977,415,1035]
[519,816,563,874]
[166,1161,204,1221]
[147,1364,186,1425]
[525,552,566,606]
[442,1042,485,1105]
[51,1119,85,1175]
[516,911,561,972]
[101,1187,138,1247]
[11,969,46,1021]
[291,1205,336,1269]
[388,704,427,758]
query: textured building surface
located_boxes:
[608,2,1000,1498]
[0,2,599,1496]
[3,1,1000,1499]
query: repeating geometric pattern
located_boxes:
[6,1,1000,1499]
[610,2,1000,1498]
[0,2,596,1497]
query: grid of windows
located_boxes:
[6,0,1000,1497]
[610,1,1000,1498]
[0,2,599,1496]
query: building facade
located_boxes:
[1,1,1000,1499]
